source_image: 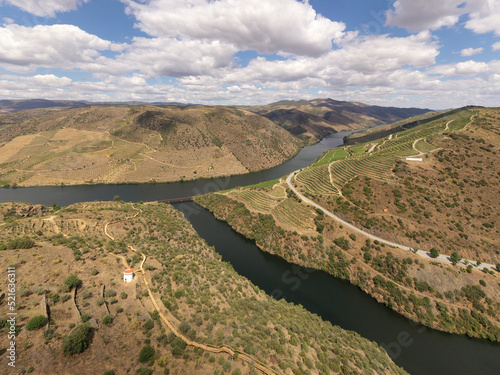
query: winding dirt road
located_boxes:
[104,205,277,375]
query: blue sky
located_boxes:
[0,0,499,109]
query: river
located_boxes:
[1,131,499,374]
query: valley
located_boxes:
[1,101,499,375]
[0,100,427,187]
[195,107,500,341]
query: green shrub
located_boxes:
[64,274,81,289]
[102,315,113,325]
[333,237,350,250]
[7,237,35,250]
[26,315,47,330]
[62,324,92,355]
[138,345,155,363]
[430,247,439,258]
[171,338,187,356]
[143,319,154,331]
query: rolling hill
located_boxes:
[0,105,302,186]
[247,98,431,143]
[0,201,407,375]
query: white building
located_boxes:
[123,269,134,283]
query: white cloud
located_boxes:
[123,0,346,57]
[385,0,466,32]
[331,31,439,73]
[223,32,439,91]
[493,41,500,51]
[386,0,500,36]
[117,37,238,78]
[0,24,124,73]
[23,74,73,87]
[465,0,500,36]
[1,0,89,18]
[429,60,491,77]
[461,47,484,56]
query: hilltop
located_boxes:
[247,98,430,144]
[196,107,500,341]
[0,201,407,375]
[0,105,302,187]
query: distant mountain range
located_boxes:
[0,98,430,145]
[246,98,431,143]
[0,99,190,113]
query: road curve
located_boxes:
[286,171,498,272]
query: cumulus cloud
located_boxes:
[386,0,500,35]
[24,74,73,87]
[223,32,439,91]
[1,0,89,18]
[465,0,500,36]
[123,0,346,57]
[461,47,484,56]
[0,24,124,72]
[429,60,491,77]
[493,41,500,51]
[385,0,466,32]
[117,37,238,78]
[331,31,439,73]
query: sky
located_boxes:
[0,0,499,109]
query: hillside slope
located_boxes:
[0,105,302,186]
[196,107,500,341]
[248,98,430,143]
[0,201,407,375]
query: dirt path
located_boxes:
[287,171,497,272]
[103,205,278,375]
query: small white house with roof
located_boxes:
[123,268,134,283]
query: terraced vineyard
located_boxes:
[448,115,473,131]
[313,148,348,167]
[294,110,476,194]
[295,163,340,195]
[229,189,281,212]
[273,198,316,231]
[414,139,436,153]
[328,155,395,187]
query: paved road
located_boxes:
[286,171,498,272]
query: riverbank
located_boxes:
[179,200,500,375]
[194,192,500,343]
